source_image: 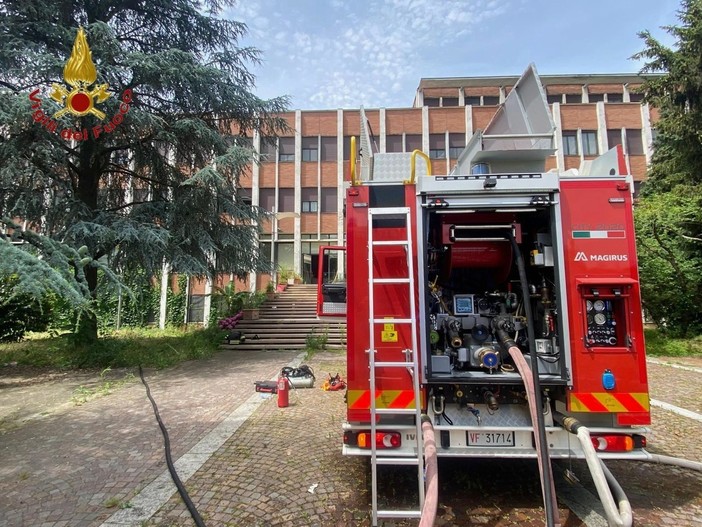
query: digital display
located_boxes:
[454,295,474,315]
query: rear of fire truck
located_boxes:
[341,64,650,525]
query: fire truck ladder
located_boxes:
[367,206,424,525]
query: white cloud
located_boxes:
[225,0,679,110]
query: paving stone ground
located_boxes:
[1,351,701,527]
[0,349,298,527]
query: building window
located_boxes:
[565,93,582,104]
[187,295,205,323]
[471,163,489,175]
[607,129,622,148]
[301,137,318,162]
[259,188,275,211]
[278,137,294,162]
[442,97,459,107]
[301,187,318,213]
[464,96,481,106]
[386,135,403,153]
[302,201,318,212]
[429,134,446,159]
[582,131,598,156]
[626,129,644,155]
[237,187,252,206]
[278,188,294,212]
[343,136,354,160]
[405,134,422,153]
[547,94,562,104]
[321,188,337,213]
[650,128,658,146]
[588,93,604,103]
[629,92,644,103]
[260,137,276,162]
[482,96,499,106]
[606,93,623,103]
[562,131,578,156]
[448,133,465,158]
[424,97,440,107]
[320,136,337,161]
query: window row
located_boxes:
[546,92,643,104]
[256,187,338,213]
[260,134,470,162]
[424,92,644,108]
[561,129,644,156]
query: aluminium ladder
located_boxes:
[367,206,424,526]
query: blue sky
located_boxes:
[227,0,681,110]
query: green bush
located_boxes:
[0,275,52,341]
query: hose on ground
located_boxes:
[641,451,702,472]
[419,416,438,527]
[139,366,207,527]
[556,414,631,527]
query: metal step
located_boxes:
[377,510,422,519]
[376,457,420,466]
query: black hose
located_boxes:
[508,233,558,527]
[139,366,207,527]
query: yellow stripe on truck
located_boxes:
[569,392,650,413]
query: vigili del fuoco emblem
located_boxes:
[28,27,132,140]
[50,27,110,119]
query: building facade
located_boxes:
[185,72,658,323]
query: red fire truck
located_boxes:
[339,65,649,526]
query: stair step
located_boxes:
[218,284,346,353]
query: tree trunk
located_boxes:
[74,264,99,344]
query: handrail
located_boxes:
[407,149,432,184]
[350,136,358,186]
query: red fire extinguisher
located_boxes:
[277,374,289,408]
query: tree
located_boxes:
[633,0,702,336]
[634,187,702,336]
[0,0,288,342]
[633,0,702,194]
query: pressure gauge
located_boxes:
[586,300,593,312]
[593,300,606,312]
[594,313,607,325]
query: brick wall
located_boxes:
[605,103,645,128]
[429,107,466,133]
[385,108,423,134]
[301,111,337,135]
[560,105,598,129]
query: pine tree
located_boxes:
[633,0,702,192]
[633,0,702,336]
[0,1,288,342]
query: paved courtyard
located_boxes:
[1,350,701,526]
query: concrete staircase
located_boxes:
[220,284,347,352]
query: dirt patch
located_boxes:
[0,364,134,432]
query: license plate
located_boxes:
[466,431,515,447]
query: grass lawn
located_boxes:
[2,326,699,371]
[644,328,702,357]
[0,326,225,370]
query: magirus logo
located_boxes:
[574,251,628,262]
[28,27,132,140]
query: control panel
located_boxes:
[585,299,618,346]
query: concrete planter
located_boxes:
[242,308,260,320]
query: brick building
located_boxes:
[184,71,657,323]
